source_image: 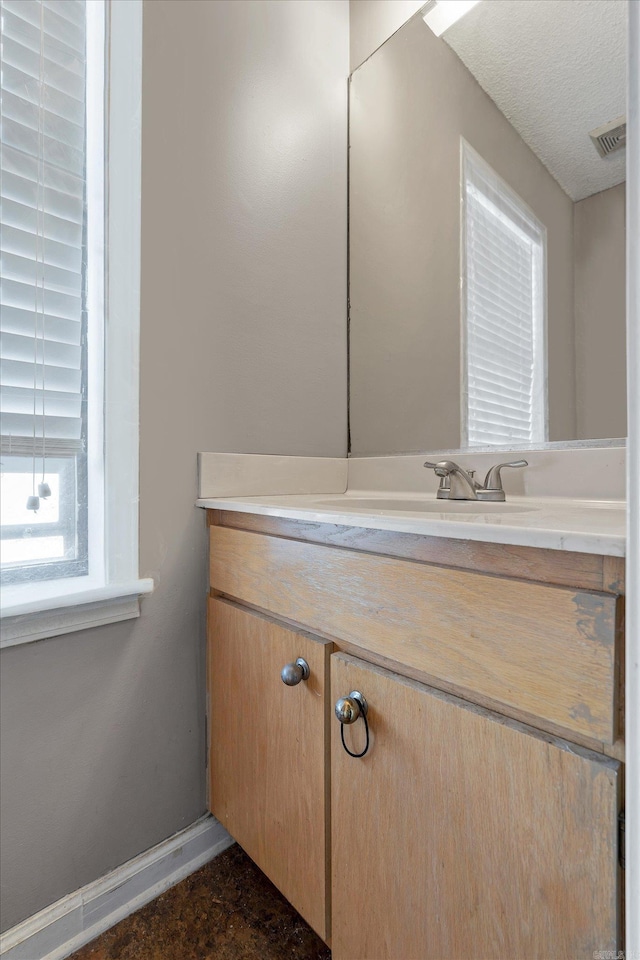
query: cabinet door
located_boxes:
[331,652,621,960]
[208,598,331,941]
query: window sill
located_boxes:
[0,578,154,648]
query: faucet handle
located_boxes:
[423,460,467,476]
[423,461,474,479]
[482,460,528,497]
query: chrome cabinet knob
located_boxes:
[335,691,368,724]
[281,658,310,686]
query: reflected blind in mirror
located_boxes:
[462,142,547,447]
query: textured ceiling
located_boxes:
[443,0,627,201]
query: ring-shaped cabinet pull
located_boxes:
[335,691,370,758]
[281,658,310,686]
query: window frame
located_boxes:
[1,0,152,648]
[460,139,549,450]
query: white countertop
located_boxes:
[196,492,626,557]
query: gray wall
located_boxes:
[574,183,627,440]
[0,0,348,932]
[349,13,576,455]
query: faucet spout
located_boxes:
[423,460,480,500]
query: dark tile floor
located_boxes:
[69,844,331,960]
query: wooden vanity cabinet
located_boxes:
[207,511,625,958]
[331,652,621,960]
[207,597,331,941]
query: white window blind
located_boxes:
[462,142,547,447]
[1,0,86,458]
[0,0,151,642]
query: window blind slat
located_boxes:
[1,331,81,369]
[467,395,535,421]
[2,65,85,126]
[2,252,83,298]
[0,385,82,418]
[468,405,534,427]
[2,116,84,177]
[2,175,84,223]
[0,306,81,346]
[467,303,534,348]
[2,35,84,100]
[468,236,533,285]
[42,0,85,27]
[2,224,83,272]
[3,89,84,150]
[0,358,81,394]
[469,326,534,367]
[1,13,84,81]
[468,375,535,403]
[463,144,546,447]
[3,143,84,193]
[468,243,532,294]
[2,199,84,246]
[0,411,82,440]
[468,223,534,279]
[0,0,87,451]
[1,278,82,321]
[3,1,86,57]
[469,378,534,406]
[0,435,83,455]
[467,173,541,243]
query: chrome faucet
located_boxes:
[424,459,527,502]
[424,460,481,500]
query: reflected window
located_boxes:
[461,141,547,447]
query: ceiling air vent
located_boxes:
[589,116,627,158]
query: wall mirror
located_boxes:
[348,0,627,455]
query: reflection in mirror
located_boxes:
[461,141,547,447]
[349,0,627,455]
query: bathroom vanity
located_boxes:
[202,493,625,959]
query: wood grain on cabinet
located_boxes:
[213,510,623,592]
[330,653,621,960]
[208,598,332,941]
[210,526,619,743]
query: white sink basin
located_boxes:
[315,498,536,514]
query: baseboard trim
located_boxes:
[0,815,233,960]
